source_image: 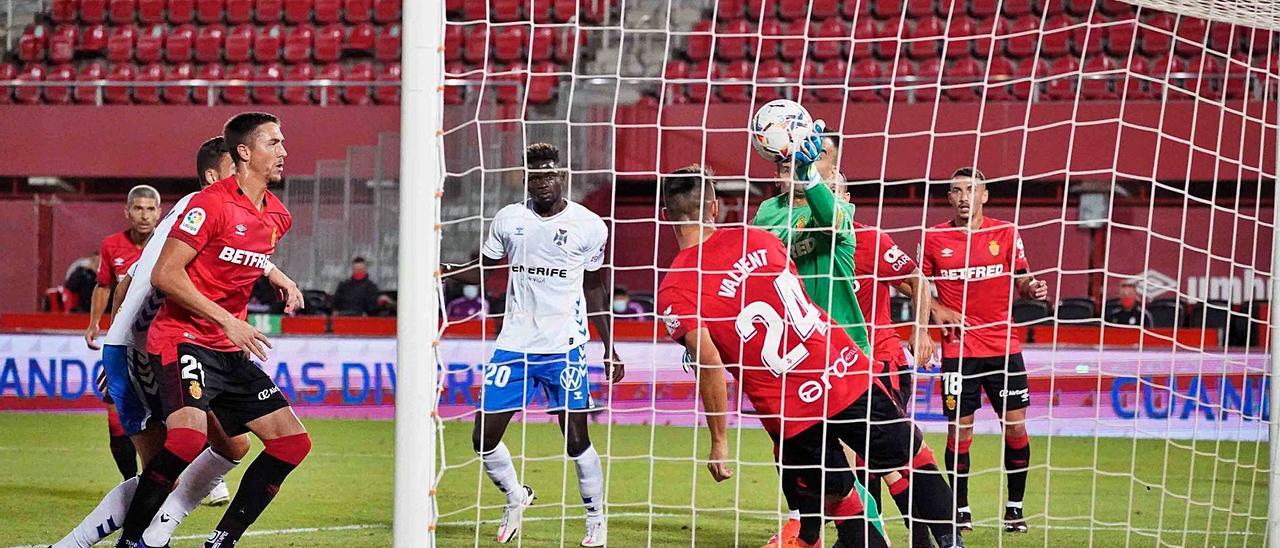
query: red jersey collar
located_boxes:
[212,175,287,216]
[950,215,998,230]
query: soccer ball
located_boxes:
[750,99,815,164]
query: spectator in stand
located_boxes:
[446,283,487,320]
[333,256,381,315]
[248,275,282,313]
[612,286,647,319]
[1106,279,1152,327]
[64,252,101,312]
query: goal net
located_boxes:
[420,0,1280,545]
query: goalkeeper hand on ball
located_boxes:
[790,119,827,189]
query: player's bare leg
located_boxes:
[557,410,606,547]
[1001,407,1030,533]
[945,415,975,532]
[474,410,534,544]
[142,412,250,547]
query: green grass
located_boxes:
[0,413,1269,547]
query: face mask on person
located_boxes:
[1120,297,1136,309]
[352,270,368,281]
[463,285,480,300]
[613,299,628,313]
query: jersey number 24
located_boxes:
[734,270,828,376]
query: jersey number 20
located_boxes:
[734,270,828,376]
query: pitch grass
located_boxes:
[0,413,1269,547]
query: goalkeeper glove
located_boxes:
[791,119,826,189]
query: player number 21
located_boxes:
[734,270,829,376]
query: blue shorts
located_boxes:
[480,346,594,413]
[102,344,160,436]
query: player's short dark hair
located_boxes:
[951,166,986,182]
[352,256,367,264]
[526,142,560,169]
[613,286,629,297]
[195,136,229,182]
[224,112,281,165]
[661,164,716,222]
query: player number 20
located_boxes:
[484,364,512,388]
[734,270,829,376]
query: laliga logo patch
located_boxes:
[179,208,206,235]
[559,364,587,391]
[188,380,202,400]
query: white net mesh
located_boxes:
[432,0,1278,545]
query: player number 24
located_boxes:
[734,270,829,376]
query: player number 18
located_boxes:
[942,372,963,396]
[734,270,829,376]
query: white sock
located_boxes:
[571,445,604,517]
[482,442,524,505]
[141,448,240,546]
[787,509,801,520]
[53,476,138,548]
[1007,500,1024,509]
[958,505,972,513]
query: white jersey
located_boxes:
[103,192,197,349]
[483,200,608,354]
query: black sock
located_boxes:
[109,434,137,480]
[865,473,881,511]
[885,476,933,548]
[909,466,960,546]
[117,448,191,542]
[835,516,889,548]
[206,452,300,547]
[1005,435,1031,505]
[944,443,971,510]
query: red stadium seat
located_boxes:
[847,58,881,101]
[444,23,463,61]
[0,63,18,104]
[257,0,284,22]
[874,17,902,60]
[778,20,807,61]
[1081,55,1117,99]
[345,0,371,22]
[255,24,283,62]
[970,0,996,18]
[1098,0,1131,16]
[687,19,711,62]
[850,17,877,59]
[686,61,710,103]
[554,27,580,65]
[44,64,75,104]
[51,0,77,23]
[136,24,165,63]
[1041,14,1073,57]
[811,0,837,20]
[1208,22,1237,54]
[528,0,554,23]
[529,26,553,62]
[1004,16,1037,58]
[81,0,108,22]
[313,0,339,22]
[841,0,872,21]
[195,24,226,62]
[107,25,138,62]
[347,22,376,52]
[314,23,342,61]
[224,23,253,62]
[18,26,47,63]
[905,0,932,18]
[1073,14,1104,56]
[906,15,942,60]
[777,0,806,21]
[109,0,137,24]
[915,57,941,102]
[1105,17,1136,56]
[253,63,283,103]
[744,0,764,20]
[944,16,974,60]
[662,59,688,102]
[1223,56,1250,99]
[104,63,136,104]
[717,19,754,62]
[758,19,782,60]
[810,17,848,61]
[163,62,193,103]
[753,58,785,102]
[284,24,313,62]
[492,24,525,62]
[463,0,487,21]
[984,55,1014,100]
[443,62,467,105]
[133,62,164,104]
[196,0,224,23]
[165,23,196,61]
[1044,56,1078,100]
[375,23,401,61]
[1243,27,1274,56]
[374,62,400,104]
[1012,57,1044,100]
[75,62,107,104]
[344,61,373,104]
[284,0,311,23]
[1175,17,1208,56]
[490,0,520,22]
[49,27,77,64]
[1186,54,1223,98]
[192,62,224,104]
[80,24,109,53]
[462,24,488,64]
[944,57,982,101]
[715,59,751,103]
[714,0,745,21]
[282,62,314,104]
[170,0,196,22]
[1139,12,1175,57]
[316,61,342,104]
[1123,55,1150,99]
[226,0,252,23]
[874,0,902,19]
[222,62,253,104]
[889,58,913,102]
[15,64,46,104]
[492,64,524,104]
[139,0,165,23]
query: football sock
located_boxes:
[109,434,138,480]
[570,445,604,516]
[1005,432,1031,506]
[944,435,972,510]
[787,509,801,520]
[205,433,311,548]
[142,447,240,546]
[910,466,961,545]
[482,442,524,506]
[117,427,206,543]
[835,515,889,548]
[53,476,138,548]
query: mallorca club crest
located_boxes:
[188,380,202,400]
[988,240,1000,256]
[270,227,279,248]
[945,394,957,411]
[554,228,569,247]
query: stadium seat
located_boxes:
[945,57,982,100]
[1124,55,1151,99]
[776,20,806,61]
[136,24,165,63]
[1184,54,1221,98]
[139,0,166,23]
[192,62,223,103]
[253,63,283,103]
[51,0,77,23]
[744,0,764,20]
[1004,15,1038,58]
[1041,14,1073,57]
[347,22,376,52]
[492,23,525,62]
[257,0,284,22]
[103,63,136,104]
[1073,14,1105,56]
[687,19,711,62]
[344,0,371,22]
[528,0,554,23]
[810,0,837,20]
[444,62,466,104]
[970,0,996,18]
[717,19,753,62]
[81,0,108,22]
[984,56,1014,100]
[43,64,75,104]
[224,24,254,62]
[316,61,343,103]
[490,0,520,22]
[914,58,941,102]
[314,23,343,61]
[1139,12,1175,57]
[0,63,16,104]
[873,0,902,20]
[444,23,463,61]
[663,59,689,101]
[344,61,373,104]
[169,0,196,22]
[841,0,871,21]
[282,62,314,103]
[14,64,46,104]
[1011,57,1044,100]
[1175,16,1208,56]
[905,0,932,18]
[777,0,806,21]
[1146,54,1186,98]
[283,0,311,22]
[1105,17,1137,56]
[163,62,193,103]
[109,0,137,24]
[222,62,254,104]
[1224,57,1250,99]
[753,58,785,102]
[107,25,138,63]
[552,0,577,22]
[1012,299,1052,325]
[195,24,226,62]
[165,24,196,62]
[873,17,901,60]
[944,16,975,60]
[463,0,487,21]
[1207,22,1237,54]
[255,24,284,62]
[462,24,488,64]
[1146,298,1182,327]
[312,0,339,22]
[1081,55,1117,99]
[49,27,77,64]
[1002,0,1032,17]
[553,27,580,65]
[490,63,523,104]
[226,0,252,23]
[79,24,109,53]
[529,26,554,62]
[375,23,401,61]
[849,17,877,59]
[133,62,164,104]
[810,17,848,62]
[906,15,942,59]
[373,61,400,104]
[1098,0,1131,16]
[686,61,710,103]
[527,62,558,104]
[18,27,47,63]
[74,62,106,104]
[1045,56,1078,100]
[889,58,913,101]
[196,0,225,23]
[283,24,313,62]
[715,59,751,103]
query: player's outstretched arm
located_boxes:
[585,267,624,383]
[109,274,133,317]
[896,269,938,363]
[85,284,112,350]
[152,238,271,360]
[682,327,732,482]
[441,255,502,286]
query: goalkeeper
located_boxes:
[752,123,954,548]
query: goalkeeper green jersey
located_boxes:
[751,182,872,355]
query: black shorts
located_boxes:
[154,343,290,437]
[939,352,1031,420]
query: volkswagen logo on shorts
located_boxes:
[559,364,587,391]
